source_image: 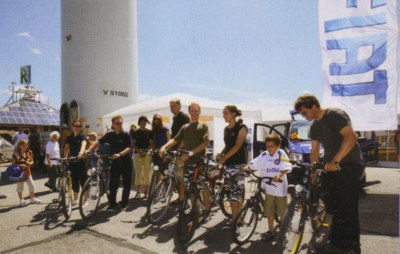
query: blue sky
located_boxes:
[0,0,398,112]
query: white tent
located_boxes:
[102,93,262,156]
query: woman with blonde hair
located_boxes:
[12,139,41,206]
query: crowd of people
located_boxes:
[1,94,363,254]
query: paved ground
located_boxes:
[0,164,398,254]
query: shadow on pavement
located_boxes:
[359,193,399,237]
[16,200,71,231]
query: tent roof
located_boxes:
[104,93,260,117]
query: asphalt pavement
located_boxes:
[0,163,398,254]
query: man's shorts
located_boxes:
[175,158,185,182]
[263,193,287,218]
[224,165,245,203]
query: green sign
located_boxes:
[20,65,31,84]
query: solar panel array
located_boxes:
[0,101,59,126]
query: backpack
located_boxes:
[6,166,25,182]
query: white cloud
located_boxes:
[31,48,41,55]
[16,32,32,38]
[173,82,260,98]
[35,93,50,105]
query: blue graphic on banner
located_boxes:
[331,70,388,104]
[327,34,387,76]
[347,0,386,8]
[325,13,386,32]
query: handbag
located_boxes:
[6,166,25,182]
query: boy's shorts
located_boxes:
[263,193,287,218]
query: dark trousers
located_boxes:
[32,149,42,169]
[70,161,87,193]
[108,159,133,206]
[47,165,58,188]
[322,163,364,253]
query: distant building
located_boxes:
[0,84,59,131]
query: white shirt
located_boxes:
[248,149,292,197]
[45,141,60,165]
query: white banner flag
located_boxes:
[318,0,398,131]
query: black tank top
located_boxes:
[223,122,247,165]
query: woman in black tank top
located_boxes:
[218,105,248,222]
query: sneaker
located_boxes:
[261,231,275,241]
[44,182,53,190]
[107,203,118,211]
[72,200,78,206]
[119,201,128,209]
[30,197,42,204]
[20,199,28,207]
[200,210,211,224]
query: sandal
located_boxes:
[134,192,142,199]
[261,231,275,241]
[170,198,183,205]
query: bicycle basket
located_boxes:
[6,166,25,182]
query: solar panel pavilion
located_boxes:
[0,85,59,128]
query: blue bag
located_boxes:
[6,166,25,182]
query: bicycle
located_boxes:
[78,154,112,220]
[277,162,330,254]
[176,150,226,244]
[50,156,78,220]
[231,169,281,245]
[146,149,183,224]
[212,165,248,220]
[147,148,168,196]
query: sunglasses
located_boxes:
[73,125,82,128]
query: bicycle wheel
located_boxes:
[60,177,73,219]
[57,177,62,203]
[311,198,328,232]
[79,175,102,220]
[277,199,306,254]
[218,187,232,219]
[177,186,200,244]
[232,203,258,245]
[148,169,162,196]
[147,177,173,224]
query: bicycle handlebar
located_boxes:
[245,169,282,187]
[289,160,331,174]
[50,156,79,162]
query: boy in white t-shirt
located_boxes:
[245,134,292,240]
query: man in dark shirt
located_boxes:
[170,99,190,139]
[294,94,363,254]
[86,115,133,210]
